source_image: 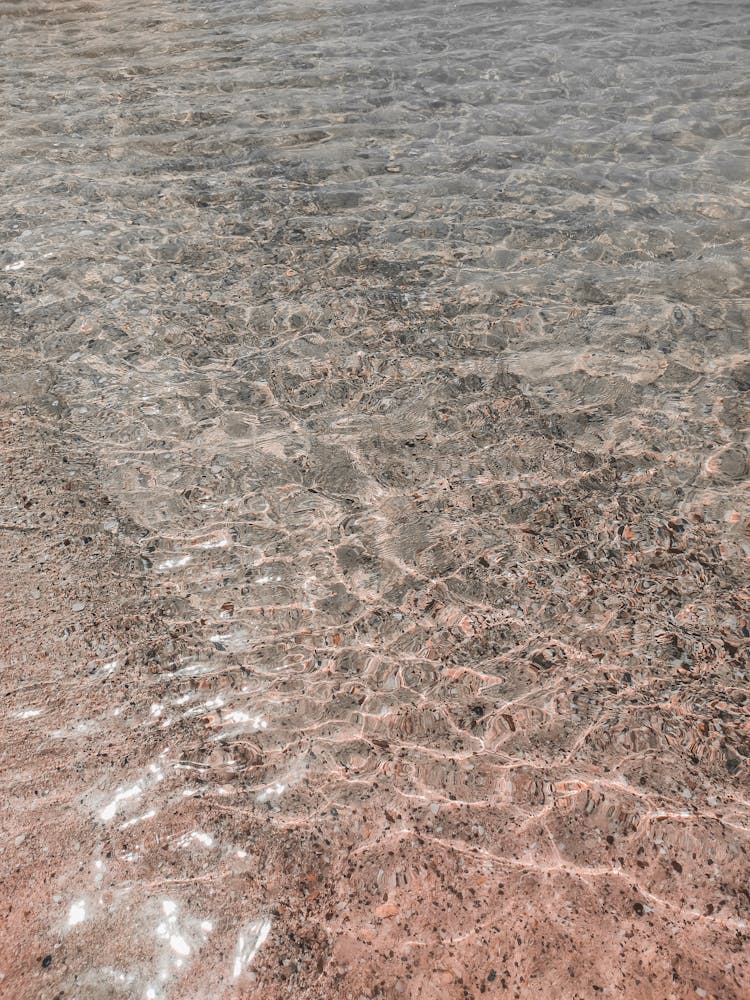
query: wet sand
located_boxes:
[1,0,749,997]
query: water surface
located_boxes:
[1,0,749,997]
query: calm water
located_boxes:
[1,0,749,997]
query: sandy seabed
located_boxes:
[1,0,749,997]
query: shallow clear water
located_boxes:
[1,0,749,997]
